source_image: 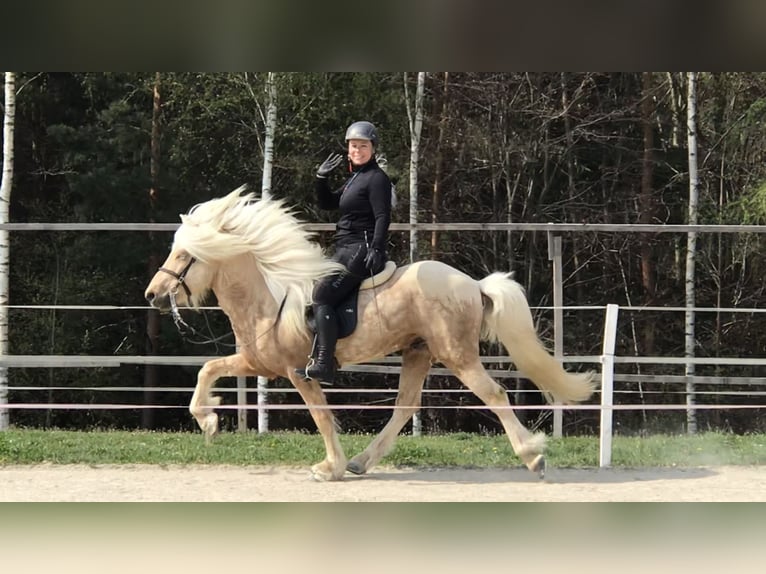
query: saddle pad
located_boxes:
[306,260,397,339]
[359,260,396,290]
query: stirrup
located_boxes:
[295,335,318,380]
[296,356,337,386]
[294,359,335,386]
[295,357,315,381]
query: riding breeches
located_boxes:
[312,242,371,307]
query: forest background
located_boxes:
[3,72,766,436]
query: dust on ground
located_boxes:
[1,464,764,501]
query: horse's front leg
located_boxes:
[287,373,346,481]
[190,354,252,441]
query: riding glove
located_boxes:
[364,247,385,273]
[316,153,344,178]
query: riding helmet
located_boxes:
[345,121,378,146]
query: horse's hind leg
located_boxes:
[448,358,546,476]
[347,344,431,475]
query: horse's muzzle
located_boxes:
[145,291,171,312]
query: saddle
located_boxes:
[306,260,397,339]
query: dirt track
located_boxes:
[1,463,765,501]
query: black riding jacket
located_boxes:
[316,158,392,252]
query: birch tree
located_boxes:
[405,72,426,264]
[0,72,16,430]
[257,72,278,433]
[404,72,426,434]
[685,71,699,434]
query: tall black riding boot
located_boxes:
[296,304,339,385]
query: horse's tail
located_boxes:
[478,272,597,404]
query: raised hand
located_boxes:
[316,153,344,178]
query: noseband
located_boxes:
[158,257,196,299]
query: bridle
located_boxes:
[155,255,287,350]
[156,256,210,341]
[158,256,197,300]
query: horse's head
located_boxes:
[145,245,214,312]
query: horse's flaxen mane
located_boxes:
[173,185,343,339]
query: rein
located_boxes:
[168,289,236,347]
[158,258,287,349]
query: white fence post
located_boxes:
[549,232,564,437]
[234,343,248,432]
[257,376,269,433]
[599,304,619,467]
[236,375,248,432]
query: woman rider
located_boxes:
[296,120,393,385]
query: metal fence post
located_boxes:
[599,304,619,467]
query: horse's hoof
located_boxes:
[202,413,219,444]
[309,471,326,482]
[309,464,326,482]
[310,470,342,482]
[530,454,546,479]
[346,460,367,475]
[311,462,344,482]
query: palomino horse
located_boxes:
[144,186,596,481]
